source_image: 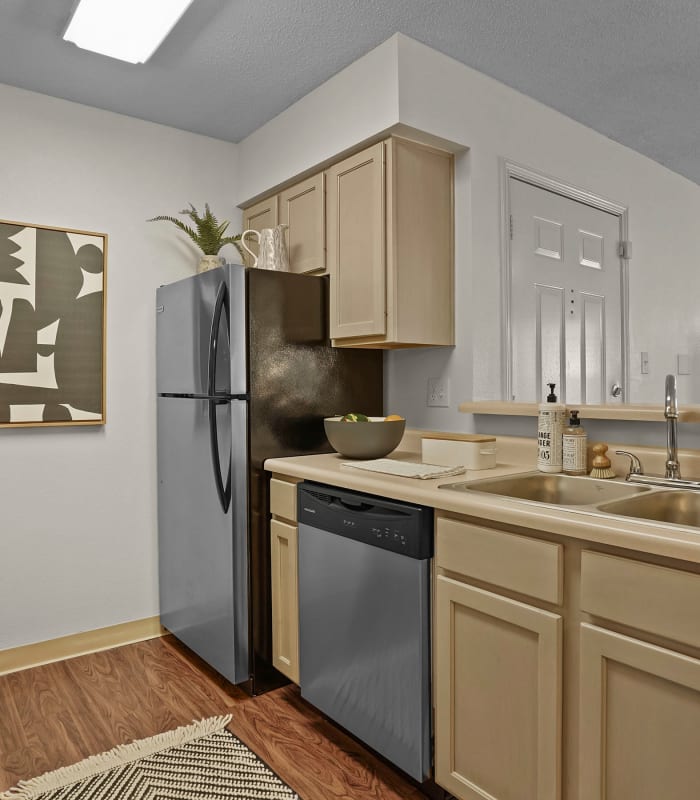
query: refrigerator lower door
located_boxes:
[157,395,249,684]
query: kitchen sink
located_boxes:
[440,472,650,506]
[597,490,700,527]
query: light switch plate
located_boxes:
[677,354,691,375]
[427,377,450,407]
[640,351,649,374]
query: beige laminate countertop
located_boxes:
[265,448,700,565]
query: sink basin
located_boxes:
[440,473,649,506]
[597,491,700,527]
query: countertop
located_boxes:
[265,439,700,565]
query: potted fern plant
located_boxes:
[149,203,245,273]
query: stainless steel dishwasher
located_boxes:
[297,481,433,782]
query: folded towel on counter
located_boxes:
[341,459,466,480]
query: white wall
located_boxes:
[0,84,240,650]
[236,36,399,204]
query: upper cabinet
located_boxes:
[326,142,386,340]
[241,196,278,268]
[240,135,455,349]
[279,173,326,275]
[327,137,454,348]
[242,173,325,275]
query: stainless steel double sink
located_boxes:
[440,472,700,528]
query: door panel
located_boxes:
[435,575,562,800]
[156,269,227,395]
[279,173,326,274]
[242,196,278,268]
[579,624,700,800]
[299,522,431,781]
[157,395,249,684]
[510,178,623,404]
[327,142,386,339]
[270,519,299,683]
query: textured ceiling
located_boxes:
[1,1,699,183]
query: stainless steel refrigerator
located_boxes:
[156,264,383,693]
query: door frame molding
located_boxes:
[499,159,630,403]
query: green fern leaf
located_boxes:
[148,204,243,258]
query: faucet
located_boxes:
[616,373,700,489]
[664,373,681,479]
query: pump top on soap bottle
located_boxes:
[537,383,565,473]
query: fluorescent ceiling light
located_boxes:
[63,0,194,64]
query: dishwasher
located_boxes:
[297,481,433,782]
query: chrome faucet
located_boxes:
[616,373,700,490]
[664,373,681,479]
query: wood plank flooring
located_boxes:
[0,635,427,799]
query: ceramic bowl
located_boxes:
[324,416,406,459]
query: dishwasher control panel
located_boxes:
[297,482,433,559]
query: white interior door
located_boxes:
[509,178,624,404]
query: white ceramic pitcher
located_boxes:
[240,224,290,271]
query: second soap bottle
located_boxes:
[563,409,588,475]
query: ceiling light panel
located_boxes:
[63,0,194,64]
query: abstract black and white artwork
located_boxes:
[0,220,106,426]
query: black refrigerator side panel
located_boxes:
[247,270,383,465]
[245,269,383,692]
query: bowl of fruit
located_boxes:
[323,413,406,459]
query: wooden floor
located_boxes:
[0,635,427,799]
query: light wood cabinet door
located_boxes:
[241,196,278,268]
[435,575,562,800]
[327,141,386,340]
[270,519,299,683]
[279,173,325,274]
[579,623,700,800]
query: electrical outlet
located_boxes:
[427,377,450,407]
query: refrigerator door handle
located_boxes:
[208,279,232,513]
[209,399,232,513]
[208,280,229,396]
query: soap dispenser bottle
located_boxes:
[563,409,588,475]
[537,383,565,473]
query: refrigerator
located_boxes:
[156,264,383,694]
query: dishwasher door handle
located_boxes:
[333,499,376,513]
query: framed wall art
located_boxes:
[0,219,107,427]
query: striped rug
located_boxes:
[0,716,298,800]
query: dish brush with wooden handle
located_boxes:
[589,443,616,479]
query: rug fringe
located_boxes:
[0,714,232,800]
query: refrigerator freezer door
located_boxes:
[157,395,249,684]
[156,265,246,396]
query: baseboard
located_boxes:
[0,616,165,676]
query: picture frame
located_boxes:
[0,218,107,427]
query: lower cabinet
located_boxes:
[269,476,300,684]
[434,514,700,800]
[578,549,700,800]
[270,519,299,683]
[435,574,562,800]
[579,624,700,800]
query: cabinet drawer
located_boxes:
[581,550,700,649]
[436,517,563,604]
[270,478,298,522]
